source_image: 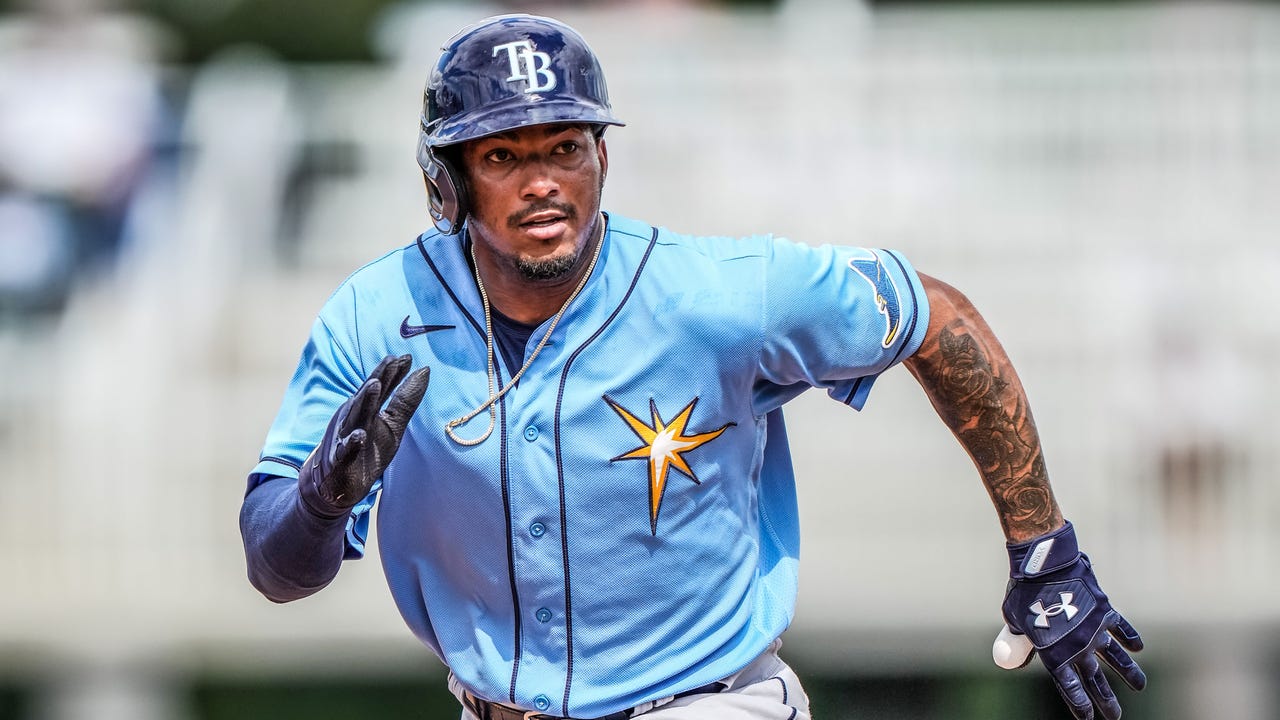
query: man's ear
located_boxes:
[597,135,609,181]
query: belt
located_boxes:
[463,682,726,720]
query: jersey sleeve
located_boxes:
[758,238,930,411]
[246,285,379,557]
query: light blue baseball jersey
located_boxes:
[250,212,929,718]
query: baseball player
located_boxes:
[240,14,1145,720]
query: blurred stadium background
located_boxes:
[1,0,1277,718]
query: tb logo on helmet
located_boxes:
[493,40,557,93]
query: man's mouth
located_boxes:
[514,209,572,241]
[519,210,567,228]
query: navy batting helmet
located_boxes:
[417,14,625,235]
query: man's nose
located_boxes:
[520,161,560,200]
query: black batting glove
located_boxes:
[993,521,1146,720]
[298,354,430,517]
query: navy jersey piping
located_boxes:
[771,676,798,719]
[883,250,921,368]
[552,225,661,716]
[258,455,300,470]
[349,286,363,376]
[773,675,788,703]
[417,234,486,339]
[473,311,520,702]
[417,234,527,698]
[842,377,866,406]
[488,346,521,704]
[498,378,523,703]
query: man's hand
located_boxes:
[994,521,1146,720]
[299,354,430,516]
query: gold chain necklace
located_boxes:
[445,219,605,446]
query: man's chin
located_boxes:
[516,251,579,282]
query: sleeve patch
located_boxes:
[846,249,902,348]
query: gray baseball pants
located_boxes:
[450,638,812,720]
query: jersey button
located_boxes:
[529,522,546,538]
[523,425,539,442]
[535,607,552,623]
[533,695,551,711]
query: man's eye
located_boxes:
[486,149,513,163]
[553,142,578,155]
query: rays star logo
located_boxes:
[603,395,734,535]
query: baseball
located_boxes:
[992,624,1036,670]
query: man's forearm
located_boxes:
[904,274,1063,543]
[239,475,349,602]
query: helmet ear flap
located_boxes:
[417,131,468,235]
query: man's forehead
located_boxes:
[470,123,589,145]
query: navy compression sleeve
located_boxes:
[239,475,349,603]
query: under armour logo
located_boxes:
[1030,593,1079,628]
[493,40,557,93]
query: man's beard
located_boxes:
[504,200,584,281]
[515,251,579,281]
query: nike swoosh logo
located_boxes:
[400,316,455,338]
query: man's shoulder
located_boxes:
[606,212,776,259]
[343,236,428,285]
[315,235,433,316]
[604,212,656,243]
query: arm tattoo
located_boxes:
[911,321,1062,541]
